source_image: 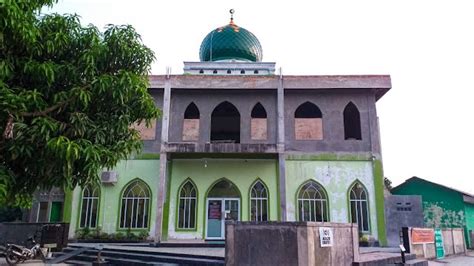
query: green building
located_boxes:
[392,176,474,248]
[29,13,392,245]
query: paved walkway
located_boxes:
[0,258,68,266]
[428,251,474,266]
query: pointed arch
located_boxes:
[119,178,151,229]
[79,184,100,228]
[184,102,200,119]
[251,103,267,118]
[183,102,200,141]
[251,102,268,140]
[296,180,329,222]
[177,178,198,230]
[206,177,241,198]
[348,180,370,233]
[344,102,362,140]
[249,178,269,222]
[211,101,240,143]
[294,102,323,140]
[295,102,322,118]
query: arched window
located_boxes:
[183,102,200,141]
[344,102,362,140]
[208,179,240,198]
[250,180,268,222]
[211,101,240,143]
[178,180,197,229]
[251,103,267,140]
[295,102,322,118]
[297,181,328,222]
[80,185,100,228]
[251,103,267,118]
[227,69,232,74]
[119,179,150,229]
[349,182,370,232]
[184,102,200,119]
[294,102,323,140]
[240,69,245,74]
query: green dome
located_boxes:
[199,19,263,62]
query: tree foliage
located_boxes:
[0,0,159,207]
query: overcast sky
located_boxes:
[47,0,474,193]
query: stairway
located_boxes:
[52,246,225,265]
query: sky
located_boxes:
[46,0,474,193]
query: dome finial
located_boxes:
[229,9,235,24]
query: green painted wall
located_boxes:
[464,203,474,248]
[70,159,160,237]
[392,177,471,246]
[285,160,380,241]
[392,178,465,226]
[167,159,278,239]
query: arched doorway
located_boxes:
[206,179,240,239]
[210,102,240,143]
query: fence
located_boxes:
[0,222,69,251]
[402,227,466,259]
[225,221,359,266]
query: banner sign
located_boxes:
[208,201,221,219]
[412,228,434,244]
[435,228,445,259]
[319,227,333,247]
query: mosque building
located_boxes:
[44,11,391,244]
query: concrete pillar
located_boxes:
[277,74,287,221]
[367,91,387,245]
[367,91,381,157]
[155,76,171,242]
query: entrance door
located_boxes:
[50,202,63,222]
[206,198,240,239]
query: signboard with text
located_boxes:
[208,201,221,219]
[435,229,445,259]
[411,228,434,244]
[319,227,333,247]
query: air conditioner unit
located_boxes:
[101,171,118,185]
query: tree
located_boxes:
[0,0,159,207]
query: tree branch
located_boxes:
[20,100,69,117]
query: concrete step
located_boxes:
[150,242,225,248]
[67,254,180,265]
[63,245,224,260]
[354,253,417,266]
[54,246,224,265]
[404,259,429,266]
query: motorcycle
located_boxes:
[5,235,46,265]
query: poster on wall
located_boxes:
[208,201,221,219]
[411,228,434,244]
[319,227,333,247]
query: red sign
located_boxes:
[208,201,221,219]
[412,228,435,244]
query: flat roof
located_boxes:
[148,75,391,100]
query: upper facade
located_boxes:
[141,75,390,156]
